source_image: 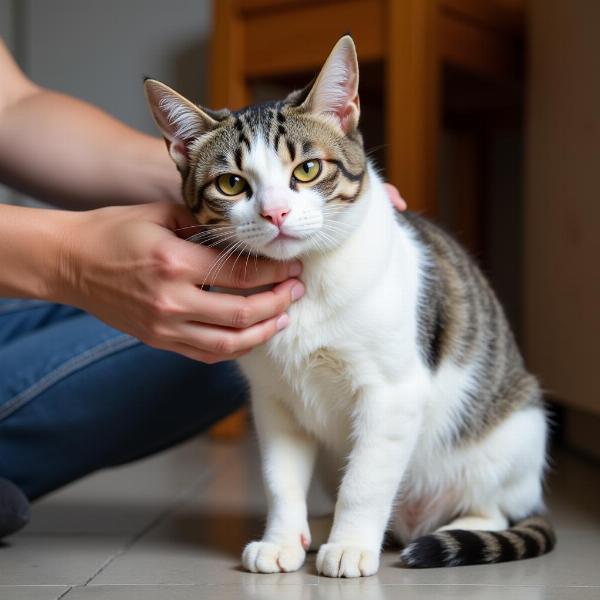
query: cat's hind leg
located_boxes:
[400,407,553,568]
[436,510,507,533]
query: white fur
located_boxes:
[236,159,547,578]
[231,136,351,260]
[157,96,201,142]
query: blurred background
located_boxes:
[0,0,598,458]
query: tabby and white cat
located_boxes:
[144,36,555,577]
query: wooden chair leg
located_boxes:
[385,0,440,216]
[211,408,249,439]
[210,0,251,110]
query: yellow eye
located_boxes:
[293,159,321,183]
[216,173,248,196]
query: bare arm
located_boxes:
[0,200,305,362]
[0,38,180,209]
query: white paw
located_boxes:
[242,540,306,573]
[316,543,379,578]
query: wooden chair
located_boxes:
[209,0,524,437]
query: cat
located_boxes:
[144,35,555,578]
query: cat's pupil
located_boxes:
[303,162,312,173]
[230,175,238,186]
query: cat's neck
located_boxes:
[300,165,403,306]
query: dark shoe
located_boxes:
[0,478,30,538]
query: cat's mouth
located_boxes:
[269,232,301,243]
[253,229,314,260]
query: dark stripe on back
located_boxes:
[427,306,445,368]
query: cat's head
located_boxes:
[144,35,366,261]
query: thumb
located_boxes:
[144,202,198,233]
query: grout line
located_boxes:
[82,458,229,587]
[56,586,73,600]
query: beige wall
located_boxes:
[525,0,600,415]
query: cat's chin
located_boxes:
[253,236,320,261]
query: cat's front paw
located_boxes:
[316,543,379,578]
[242,540,306,573]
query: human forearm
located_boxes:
[0,204,74,299]
[0,88,180,209]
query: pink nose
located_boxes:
[261,207,290,228]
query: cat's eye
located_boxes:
[293,159,321,183]
[216,173,248,196]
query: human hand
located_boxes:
[54,203,303,363]
[384,184,407,211]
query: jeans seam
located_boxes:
[0,335,140,422]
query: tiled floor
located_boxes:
[1,434,599,599]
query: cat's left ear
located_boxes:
[301,35,360,134]
[144,78,217,172]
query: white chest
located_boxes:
[264,302,363,450]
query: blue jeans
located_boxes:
[0,299,247,500]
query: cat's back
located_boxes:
[397,211,542,443]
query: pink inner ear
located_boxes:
[338,95,359,133]
[171,139,189,159]
[165,138,190,171]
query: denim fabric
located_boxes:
[0,299,247,500]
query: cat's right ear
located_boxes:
[144,79,217,172]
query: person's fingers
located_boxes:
[175,313,289,357]
[177,279,304,328]
[383,183,407,211]
[173,238,303,288]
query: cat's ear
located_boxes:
[144,78,217,172]
[300,35,360,133]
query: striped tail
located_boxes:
[400,515,556,568]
